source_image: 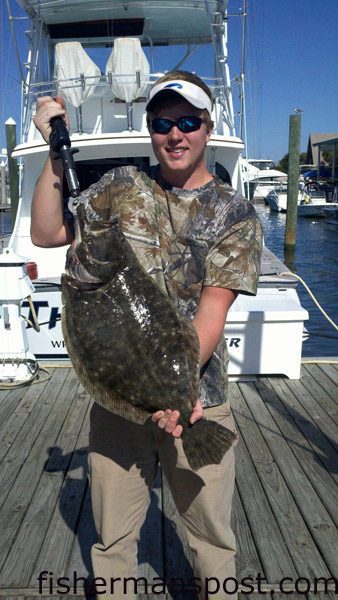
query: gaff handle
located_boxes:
[49,117,80,198]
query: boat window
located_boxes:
[48,19,145,41]
[62,157,149,199]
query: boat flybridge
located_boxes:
[3,0,308,380]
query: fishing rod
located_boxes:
[49,116,81,198]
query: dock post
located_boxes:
[5,117,19,224]
[1,161,7,205]
[284,112,301,250]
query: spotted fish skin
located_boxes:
[61,202,236,470]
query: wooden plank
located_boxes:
[229,383,298,583]
[1,373,87,587]
[0,368,71,510]
[231,484,264,580]
[309,594,338,600]
[0,375,50,462]
[299,364,338,425]
[256,379,337,524]
[267,376,338,482]
[0,368,78,579]
[0,594,167,600]
[272,378,338,483]
[64,397,94,583]
[0,596,25,600]
[25,587,95,600]
[284,377,338,448]
[317,363,338,386]
[232,382,331,580]
[29,392,92,584]
[26,585,167,598]
[303,363,338,404]
[0,386,31,437]
[239,381,337,576]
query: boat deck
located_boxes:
[0,362,337,599]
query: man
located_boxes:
[31,70,262,599]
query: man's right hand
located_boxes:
[33,95,70,144]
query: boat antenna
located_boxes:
[239,0,248,158]
[5,0,26,83]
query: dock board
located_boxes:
[0,362,337,599]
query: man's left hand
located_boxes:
[151,399,203,438]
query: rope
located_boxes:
[301,358,338,365]
[279,272,338,331]
[0,358,39,389]
[27,295,40,332]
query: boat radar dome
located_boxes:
[146,80,212,114]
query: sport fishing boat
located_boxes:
[1,0,308,380]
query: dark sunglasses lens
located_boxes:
[151,116,203,134]
[151,118,172,134]
[178,117,203,132]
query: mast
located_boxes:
[239,0,248,157]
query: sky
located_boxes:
[1,0,338,163]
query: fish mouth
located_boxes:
[65,247,104,290]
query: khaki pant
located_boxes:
[89,401,237,600]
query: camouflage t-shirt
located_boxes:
[78,164,263,407]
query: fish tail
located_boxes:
[182,419,237,471]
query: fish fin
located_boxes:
[61,309,148,425]
[182,418,237,471]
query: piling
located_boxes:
[284,112,301,250]
[1,161,7,205]
[5,117,19,223]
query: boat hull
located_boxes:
[298,202,338,217]
[22,270,308,380]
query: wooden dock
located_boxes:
[0,362,337,599]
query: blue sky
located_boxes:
[1,0,337,162]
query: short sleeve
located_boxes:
[204,211,263,295]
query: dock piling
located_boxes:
[0,161,7,206]
[284,112,301,250]
[5,118,19,224]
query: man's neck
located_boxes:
[159,166,213,190]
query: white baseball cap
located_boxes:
[146,80,213,114]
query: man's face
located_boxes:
[148,98,211,187]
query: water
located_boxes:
[1,206,337,358]
[256,205,338,358]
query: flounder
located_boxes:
[61,194,236,470]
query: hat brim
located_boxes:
[146,88,211,114]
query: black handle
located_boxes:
[49,117,80,198]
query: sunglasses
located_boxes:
[150,116,205,134]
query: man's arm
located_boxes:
[31,96,73,248]
[152,286,237,437]
[192,286,237,367]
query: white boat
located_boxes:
[242,159,288,201]
[252,168,288,200]
[266,183,307,212]
[297,181,338,217]
[2,0,308,380]
[323,206,338,225]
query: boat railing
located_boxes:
[21,72,229,142]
